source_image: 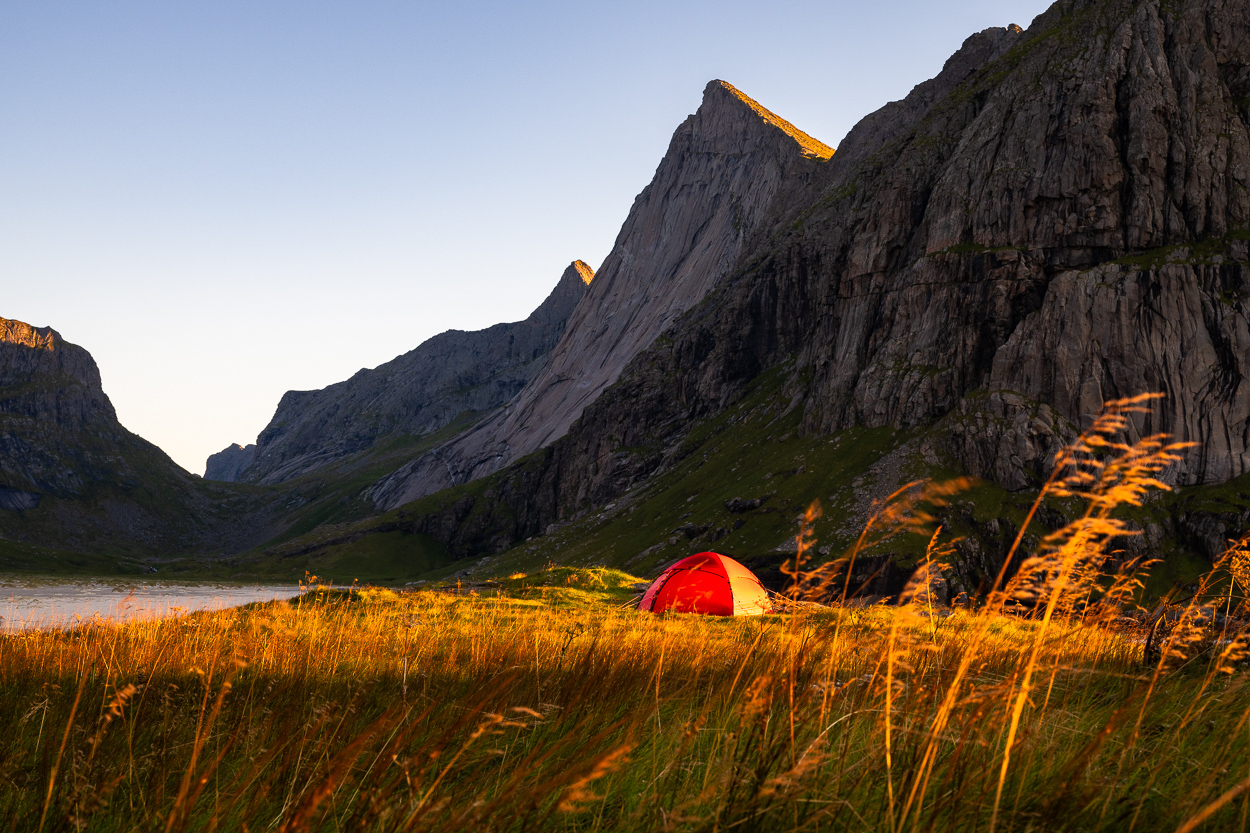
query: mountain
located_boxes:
[322,0,1250,574]
[367,80,834,509]
[214,260,593,484]
[0,318,287,559]
[597,0,1250,494]
[11,0,1250,589]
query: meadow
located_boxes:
[3,395,1250,831]
[1,568,1247,832]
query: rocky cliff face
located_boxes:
[229,260,593,484]
[365,0,1250,560]
[205,443,256,481]
[0,317,292,555]
[793,0,1250,488]
[0,318,123,497]
[368,81,834,509]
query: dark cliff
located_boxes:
[0,318,288,556]
[0,318,130,500]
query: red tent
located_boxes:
[637,552,772,616]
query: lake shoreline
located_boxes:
[0,578,305,632]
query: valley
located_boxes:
[9,0,1250,828]
[4,0,1250,601]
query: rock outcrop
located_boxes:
[229,260,593,484]
[205,443,256,481]
[368,80,834,509]
[0,487,39,512]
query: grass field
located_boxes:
[4,395,1250,831]
[2,568,1249,832]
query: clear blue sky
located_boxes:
[1,0,1054,475]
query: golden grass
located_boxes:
[1,581,1244,831]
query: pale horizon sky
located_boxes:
[1,0,1055,475]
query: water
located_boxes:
[0,579,303,632]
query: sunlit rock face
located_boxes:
[368,81,834,510]
[229,261,593,484]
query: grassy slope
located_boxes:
[0,430,233,566]
[135,417,487,582]
[253,412,485,549]
[0,541,158,576]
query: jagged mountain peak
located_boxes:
[570,259,594,285]
[521,260,595,331]
[205,443,256,482]
[705,80,834,160]
[546,260,595,300]
[513,259,594,333]
[367,79,834,509]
